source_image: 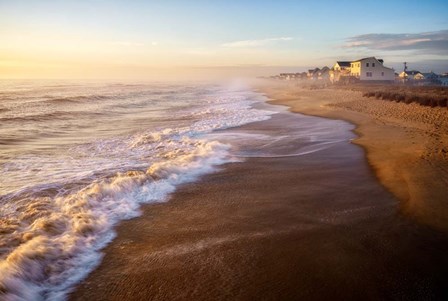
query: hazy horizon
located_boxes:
[1,0,447,80]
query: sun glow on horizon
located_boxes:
[1,0,447,79]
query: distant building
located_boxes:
[421,72,439,80]
[399,70,423,80]
[318,66,331,80]
[398,70,444,85]
[307,68,320,80]
[350,57,395,81]
[439,73,448,86]
[273,60,445,86]
[333,61,351,72]
[278,72,308,80]
[330,61,351,82]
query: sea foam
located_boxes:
[0,83,274,301]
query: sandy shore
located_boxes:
[259,81,448,232]
[70,90,448,300]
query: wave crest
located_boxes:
[0,138,231,301]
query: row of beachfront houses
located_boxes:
[274,57,448,86]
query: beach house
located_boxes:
[330,61,351,82]
[398,70,442,85]
[421,72,439,80]
[333,61,351,72]
[399,70,423,80]
[350,57,395,81]
[440,77,448,86]
[318,66,331,80]
[307,68,320,80]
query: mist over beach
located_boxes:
[1,1,448,301]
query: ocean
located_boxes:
[0,80,278,301]
[0,80,352,301]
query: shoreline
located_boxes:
[70,92,448,300]
[258,80,448,232]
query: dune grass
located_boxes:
[357,86,448,108]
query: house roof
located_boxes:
[352,57,383,63]
[421,72,437,77]
[308,68,320,74]
[352,57,375,62]
[319,67,330,75]
[351,57,394,71]
[404,70,422,75]
[336,61,351,67]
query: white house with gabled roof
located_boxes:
[333,61,351,72]
[350,57,395,81]
[330,61,351,82]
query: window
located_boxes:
[381,72,384,76]
[366,63,369,67]
[373,63,376,67]
[366,72,373,77]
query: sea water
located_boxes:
[0,79,352,301]
[0,80,275,301]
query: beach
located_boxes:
[260,81,448,231]
[70,82,448,301]
[2,1,448,300]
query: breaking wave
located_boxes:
[0,82,274,301]
[0,139,230,301]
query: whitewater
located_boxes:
[0,80,275,301]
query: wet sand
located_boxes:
[259,81,448,231]
[70,102,448,300]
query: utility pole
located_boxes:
[403,62,408,83]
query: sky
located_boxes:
[0,0,447,79]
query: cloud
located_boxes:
[222,37,293,48]
[344,30,448,55]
